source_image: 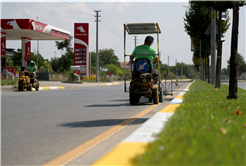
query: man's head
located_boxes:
[30,61,34,66]
[144,36,154,45]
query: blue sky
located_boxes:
[1,0,245,68]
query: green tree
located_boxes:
[204,1,246,98]
[99,48,120,67]
[105,64,122,75]
[89,49,120,74]
[184,1,231,83]
[11,49,22,67]
[52,36,74,73]
[50,57,60,73]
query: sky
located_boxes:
[0,0,245,69]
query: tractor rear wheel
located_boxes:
[129,92,136,105]
[159,87,164,102]
[28,84,33,91]
[152,90,159,104]
[36,81,39,91]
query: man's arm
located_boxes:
[130,55,135,62]
[154,57,161,63]
[24,66,28,72]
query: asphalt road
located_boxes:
[222,82,246,90]
[1,82,188,165]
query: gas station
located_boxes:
[1,19,71,73]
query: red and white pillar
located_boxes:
[21,37,31,71]
[0,32,6,73]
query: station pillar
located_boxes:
[21,37,31,72]
[0,32,6,74]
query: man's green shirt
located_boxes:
[132,45,157,66]
[27,65,37,73]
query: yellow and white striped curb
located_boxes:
[91,81,195,166]
[35,86,65,90]
[101,82,120,86]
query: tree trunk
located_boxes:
[207,44,210,83]
[215,11,223,88]
[227,1,239,99]
[205,56,207,81]
[203,58,205,81]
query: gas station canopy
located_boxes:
[1,19,71,40]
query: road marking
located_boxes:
[43,104,159,166]
[159,104,180,113]
[175,95,184,99]
[92,142,148,165]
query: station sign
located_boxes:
[74,23,89,76]
[7,67,15,75]
[1,32,6,55]
[99,68,108,72]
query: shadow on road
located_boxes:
[58,118,148,128]
[85,101,154,107]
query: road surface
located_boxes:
[2,82,188,165]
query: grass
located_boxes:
[1,79,19,86]
[133,80,246,166]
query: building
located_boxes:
[120,62,131,70]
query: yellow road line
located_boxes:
[57,86,65,89]
[159,104,180,113]
[92,142,148,166]
[43,105,158,166]
[175,95,184,99]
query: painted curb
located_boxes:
[38,86,65,90]
[101,82,121,86]
[91,81,195,165]
[13,86,65,91]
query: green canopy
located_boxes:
[124,23,161,35]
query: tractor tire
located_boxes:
[36,82,39,91]
[159,87,164,102]
[136,97,139,103]
[129,92,136,105]
[152,90,159,104]
[28,84,33,91]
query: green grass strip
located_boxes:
[134,80,246,165]
[1,79,18,86]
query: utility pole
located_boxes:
[36,16,39,72]
[134,36,138,48]
[168,56,169,79]
[211,8,216,85]
[181,62,183,80]
[89,52,91,76]
[94,10,101,82]
[175,59,177,79]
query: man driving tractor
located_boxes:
[24,61,37,86]
[130,36,161,65]
[25,61,37,74]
